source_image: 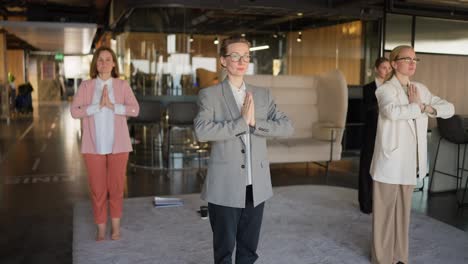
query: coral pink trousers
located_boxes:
[83,152,129,224]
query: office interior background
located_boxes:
[0,0,468,263]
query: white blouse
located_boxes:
[86,78,125,154]
[374,77,383,88]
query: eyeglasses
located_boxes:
[395,57,421,64]
[224,53,251,62]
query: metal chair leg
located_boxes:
[157,123,164,169]
[326,129,335,185]
[131,124,138,173]
[325,161,330,184]
[429,136,442,193]
[167,126,171,170]
[459,144,468,207]
[151,125,155,169]
[457,144,461,189]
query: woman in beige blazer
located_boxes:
[370,45,454,264]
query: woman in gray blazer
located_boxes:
[370,45,454,264]
[194,35,293,264]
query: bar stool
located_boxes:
[429,115,468,207]
[128,101,164,170]
[165,102,200,170]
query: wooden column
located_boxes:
[0,30,10,122]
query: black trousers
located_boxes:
[208,185,265,264]
[358,122,377,214]
[358,153,373,214]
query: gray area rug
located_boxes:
[73,185,468,264]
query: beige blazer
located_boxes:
[370,76,454,185]
[194,79,294,208]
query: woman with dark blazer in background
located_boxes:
[358,57,391,214]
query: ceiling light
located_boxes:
[214,36,219,45]
[241,33,246,37]
[249,45,269,51]
[189,34,194,42]
[296,31,302,43]
[297,12,303,17]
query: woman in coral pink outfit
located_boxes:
[71,46,139,241]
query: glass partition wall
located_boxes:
[112,6,368,169]
[384,13,468,125]
[385,13,468,55]
[116,32,224,97]
[115,32,290,97]
[113,7,366,100]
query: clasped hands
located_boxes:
[407,83,435,115]
[99,85,114,111]
[241,92,255,127]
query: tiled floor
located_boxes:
[0,101,467,264]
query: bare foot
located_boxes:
[96,223,106,241]
[111,218,120,240]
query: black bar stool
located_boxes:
[166,102,201,170]
[429,115,468,207]
[128,101,164,170]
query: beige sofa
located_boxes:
[244,70,348,169]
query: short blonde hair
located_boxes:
[89,46,119,79]
[385,45,413,81]
[220,35,251,57]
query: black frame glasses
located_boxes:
[224,53,251,62]
[395,57,421,64]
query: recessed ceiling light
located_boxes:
[250,45,269,51]
[296,31,302,42]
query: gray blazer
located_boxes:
[194,79,294,208]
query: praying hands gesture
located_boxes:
[241,92,255,127]
[408,83,435,115]
[99,85,114,111]
[407,83,421,106]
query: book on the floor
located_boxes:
[153,197,184,208]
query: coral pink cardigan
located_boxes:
[70,78,140,154]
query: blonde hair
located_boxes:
[220,35,251,57]
[385,45,413,81]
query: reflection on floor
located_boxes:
[0,101,467,264]
[128,122,209,171]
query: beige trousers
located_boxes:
[372,181,414,264]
